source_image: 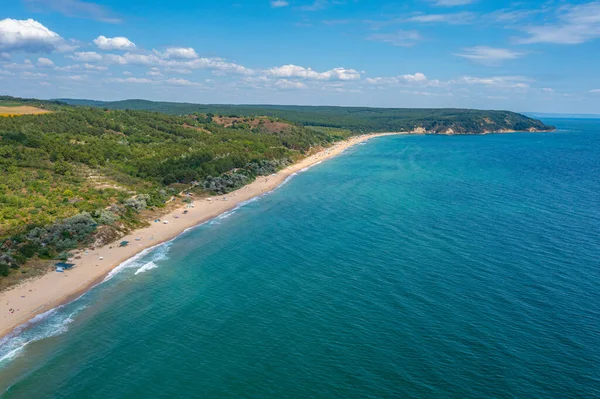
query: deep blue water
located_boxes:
[1,119,599,398]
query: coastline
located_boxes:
[0,132,403,340]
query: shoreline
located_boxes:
[0,132,403,340]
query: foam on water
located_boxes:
[104,241,172,282]
[134,261,159,275]
[0,305,85,366]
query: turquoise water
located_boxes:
[1,119,599,398]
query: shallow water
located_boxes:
[1,119,599,398]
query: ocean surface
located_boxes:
[1,119,599,398]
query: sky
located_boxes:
[1,0,600,113]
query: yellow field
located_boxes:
[0,106,52,116]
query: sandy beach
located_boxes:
[0,133,402,339]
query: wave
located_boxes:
[0,305,85,366]
[134,261,159,275]
[103,241,172,282]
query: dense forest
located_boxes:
[0,98,348,279]
[0,95,553,280]
[58,99,555,134]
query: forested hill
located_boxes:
[56,99,554,134]
[0,98,348,281]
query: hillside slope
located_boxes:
[55,99,555,134]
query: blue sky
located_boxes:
[1,0,599,112]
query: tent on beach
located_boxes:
[119,241,130,247]
[55,262,75,272]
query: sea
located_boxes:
[0,118,599,398]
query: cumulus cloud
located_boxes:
[517,2,600,44]
[274,79,307,89]
[366,72,435,85]
[37,57,54,68]
[147,67,162,76]
[21,71,47,78]
[56,63,108,71]
[69,51,103,62]
[159,47,198,59]
[454,46,524,65]
[0,18,73,53]
[93,35,136,50]
[166,78,200,86]
[366,30,421,47]
[3,60,34,70]
[271,0,289,8]
[268,64,361,81]
[105,77,153,84]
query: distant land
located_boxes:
[0,94,553,287]
[54,98,555,135]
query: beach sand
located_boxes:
[0,133,402,339]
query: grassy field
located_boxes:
[0,106,53,116]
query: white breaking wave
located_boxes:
[134,261,159,275]
[0,306,84,366]
[104,241,172,282]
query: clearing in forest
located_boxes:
[0,106,53,116]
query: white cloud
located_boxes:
[105,77,153,84]
[69,51,103,62]
[159,47,198,59]
[56,63,107,71]
[21,71,47,78]
[166,78,200,86]
[123,71,132,76]
[271,0,289,8]
[517,2,600,44]
[590,89,600,93]
[0,18,71,53]
[274,79,307,89]
[454,46,524,65]
[3,60,34,69]
[454,76,530,88]
[83,63,107,71]
[406,12,474,24]
[37,57,55,68]
[366,72,436,86]
[0,52,10,60]
[268,64,361,81]
[93,35,136,50]
[542,88,554,92]
[366,30,421,47]
[403,72,428,83]
[147,67,162,76]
